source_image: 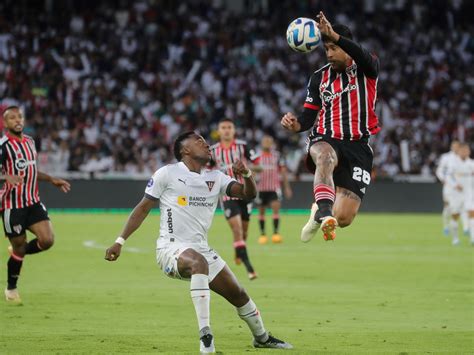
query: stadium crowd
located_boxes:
[0,0,472,178]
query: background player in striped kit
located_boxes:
[281,12,380,242]
[253,135,292,244]
[210,118,257,280]
[1,106,70,303]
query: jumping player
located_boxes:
[209,118,257,279]
[105,132,292,353]
[281,12,380,241]
[253,135,292,244]
[1,106,71,303]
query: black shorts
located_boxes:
[305,133,373,200]
[2,202,49,238]
[222,200,252,221]
[255,191,281,206]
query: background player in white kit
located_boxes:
[104,132,292,353]
[436,141,461,235]
[445,143,474,245]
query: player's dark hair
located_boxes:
[322,24,353,42]
[173,131,195,161]
[2,105,20,118]
[218,117,235,125]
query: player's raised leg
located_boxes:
[301,141,338,242]
[210,265,292,349]
[5,235,27,303]
[177,249,214,353]
[26,219,55,254]
[332,187,361,228]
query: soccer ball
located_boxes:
[286,18,321,53]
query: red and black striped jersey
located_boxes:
[209,139,252,201]
[253,150,285,192]
[0,133,40,209]
[303,36,381,140]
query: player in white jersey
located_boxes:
[435,140,462,235]
[445,143,473,245]
[105,132,292,353]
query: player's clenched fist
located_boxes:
[232,160,250,177]
[281,112,301,132]
[105,243,122,261]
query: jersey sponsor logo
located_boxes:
[147,178,154,187]
[177,196,187,206]
[189,196,214,207]
[166,208,173,233]
[15,158,34,171]
[322,84,357,104]
[205,181,215,191]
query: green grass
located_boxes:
[0,212,472,354]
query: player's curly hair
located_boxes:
[322,24,353,42]
[173,131,195,161]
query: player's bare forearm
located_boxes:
[38,171,53,182]
[118,196,156,240]
[229,177,257,200]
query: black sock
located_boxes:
[273,218,279,234]
[259,218,265,235]
[235,246,255,273]
[315,200,333,223]
[7,256,23,290]
[25,238,43,255]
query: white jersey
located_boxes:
[145,162,236,246]
[436,151,459,183]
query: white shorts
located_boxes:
[442,185,453,202]
[448,192,464,215]
[156,242,226,282]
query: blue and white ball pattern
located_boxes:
[286,18,321,53]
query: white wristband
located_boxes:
[242,170,252,178]
[115,237,126,246]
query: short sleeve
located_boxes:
[304,72,322,111]
[218,171,237,196]
[145,167,169,200]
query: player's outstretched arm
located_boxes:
[105,196,157,261]
[228,160,257,200]
[317,11,379,78]
[38,171,71,193]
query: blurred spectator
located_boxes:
[0,0,472,178]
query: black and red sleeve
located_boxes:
[297,71,322,132]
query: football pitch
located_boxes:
[0,212,472,354]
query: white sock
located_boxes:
[442,206,450,230]
[450,219,459,242]
[190,274,211,332]
[461,211,469,232]
[470,219,474,243]
[237,299,268,342]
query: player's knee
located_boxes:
[189,254,209,275]
[337,214,355,228]
[39,235,54,250]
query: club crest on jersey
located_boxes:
[346,63,357,77]
[15,158,27,171]
[205,181,215,191]
[177,196,187,206]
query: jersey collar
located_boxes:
[6,131,25,142]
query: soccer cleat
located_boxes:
[321,216,337,241]
[253,334,293,349]
[248,271,258,280]
[199,333,215,354]
[300,203,320,243]
[271,234,283,244]
[5,288,22,304]
[258,235,268,245]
